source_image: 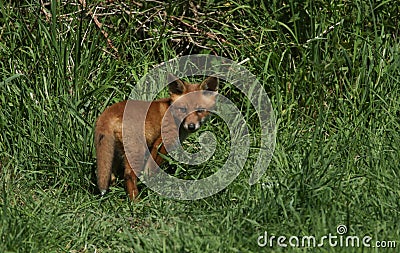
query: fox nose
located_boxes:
[187,123,196,131]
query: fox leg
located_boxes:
[123,155,139,200]
[151,138,167,166]
[95,133,115,196]
[143,138,167,176]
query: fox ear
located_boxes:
[200,76,218,92]
[168,73,185,95]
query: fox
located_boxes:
[94,74,218,200]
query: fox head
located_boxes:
[168,75,218,134]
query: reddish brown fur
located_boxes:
[95,76,218,200]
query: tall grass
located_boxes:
[1,0,399,252]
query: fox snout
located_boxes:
[186,122,198,131]
[184,120,201,132]
[181,109,210,132]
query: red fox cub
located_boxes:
[95,75,218,200]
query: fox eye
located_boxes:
[178,107,187,113]
[196,108,206,113]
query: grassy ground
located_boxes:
[1,0,399,252]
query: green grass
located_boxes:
[1,0,399,252]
